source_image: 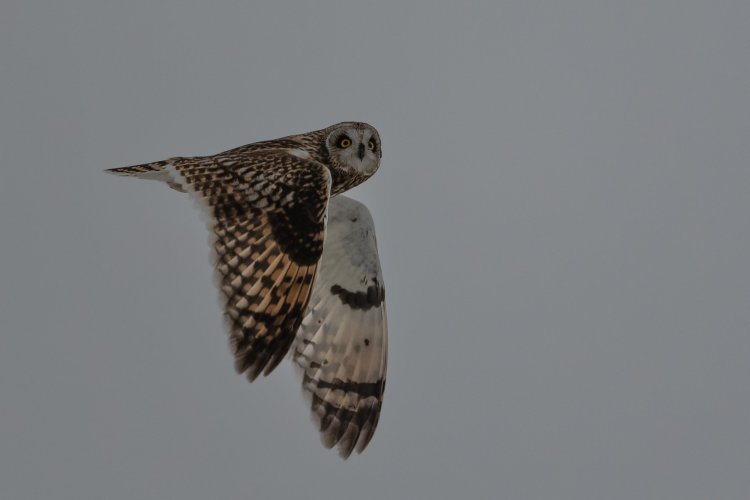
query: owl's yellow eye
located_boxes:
[338,136,352,148]
[368,140,376,151]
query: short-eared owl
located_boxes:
[107,122,387,457]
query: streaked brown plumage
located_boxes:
[106,122,388,457]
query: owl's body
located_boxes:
[107,122,387,457]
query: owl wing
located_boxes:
[292,195,387,458]
[162,150,332,381]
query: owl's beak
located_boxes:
[357,143,365,160]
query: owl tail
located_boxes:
[105,161,186,192]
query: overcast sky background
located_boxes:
[1,1,749,499]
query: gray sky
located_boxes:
[1,1,749,499]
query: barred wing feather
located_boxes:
[161,151,332,381]
[293,195,387,458]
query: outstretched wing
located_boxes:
[163,151,331,381]
[292,196,387,458]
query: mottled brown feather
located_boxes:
[163,151,331,380]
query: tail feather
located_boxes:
[105,161,185,192]
[105,160,168,177]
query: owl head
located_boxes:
[321,122,381,193]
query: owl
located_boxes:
[106,122,388,458]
